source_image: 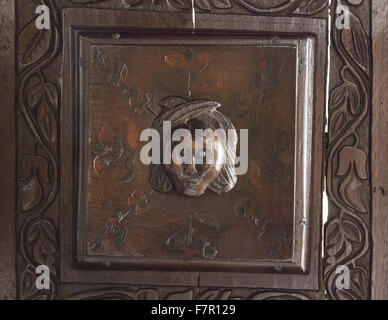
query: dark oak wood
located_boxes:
[0,0,381,300]
[0,0,16,300]
[371,0,388,300]
[60,9,326,291]
[195,13,326,290]
[325,0,372,300]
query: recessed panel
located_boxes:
[75,35,312,272]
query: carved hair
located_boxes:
[149,97,237,195]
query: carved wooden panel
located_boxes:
[68,0,329,18]
[0,0,372,300]
[58,9,326,291]
[324,0,372,300]
[74,36,311,272]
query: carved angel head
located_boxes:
[149,97,237,197]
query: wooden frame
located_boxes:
[60,10,325,291]
[0,0,16,300]
[371,0,388,300]
[0,0,383,300]
[324,0,372,300]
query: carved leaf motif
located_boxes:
[126,0,142,4]
[103,218,128,246]
[37,101,57,145]
[93,125,124,175]
[20,268,35,298]
[339,169,368,213]
[249,292,309,300]
[193,211,220,231]
[296,0,328,14]
[43,83,59,109]
[337,146,368,213]
[340,12,371,74]
[336,288,355,300]
[27,84,44,110]
[350,268,368,300]
[18,19,51,69]
[164,53,190,70]
[199,290,232,300]
[325,219,342,248]
[337,146,368,180]
[127,190,152,216]
[195,0,211,10]
[211,0,232,9]
[105,137,124,164]
[165,230,191,251]
[340,219,362,243]
[27,82,58,109]
[330,80,361,116]
[347,0,363,5]
[67,0,332,14]
[98,124,114,146]
[134,289,159,300]
[166,0,191,10]
[26,219,57,273]
[21,175,43,212]
[329,108,349,140]
[20,155,49,183]
[165,50,211,73]
[235,0,293,13]
[93,156,106,175]
[329,68,364,141]
[20,267,52,300]
[325,216,362,271]
[26,81,58,147]
[20,155,49,212]
[165,289,194,300]
[334,267,368,300]
[63,288,159,300]
[127,89,152,115]
[122,152,138,184]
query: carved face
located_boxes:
[164,136,225,197]
[149,98,237,196]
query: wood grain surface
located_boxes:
[0,0,16,300]
[372,0,388,300]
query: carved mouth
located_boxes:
[176,178,203,195]
[182,180,201,189]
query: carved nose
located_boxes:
[184,163,197,175]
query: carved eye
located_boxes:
[195,164,204,175]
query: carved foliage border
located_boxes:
[15,0,370,300]
[70,0,329,17]
[16,0,60,300]
[324,0,372,300]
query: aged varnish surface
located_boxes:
[0,0,382,300]
[84,43,296,263]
